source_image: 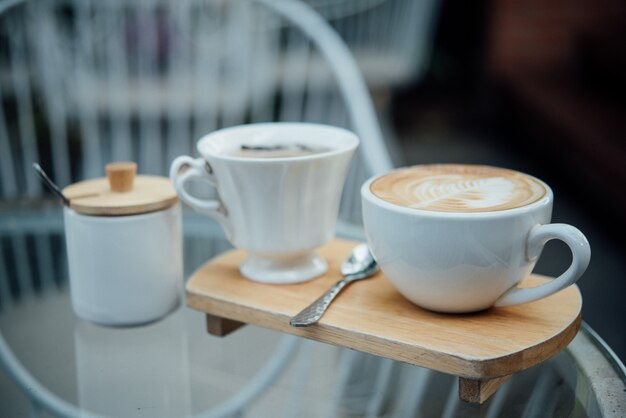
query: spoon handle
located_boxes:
[289,278,352,327]
[32,163,70,206]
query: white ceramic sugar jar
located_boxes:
[63,162,183,326]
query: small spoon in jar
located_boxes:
[32,163,70,206]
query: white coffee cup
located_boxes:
[361,165,591,313]
[170,123,358,284]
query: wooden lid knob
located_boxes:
[106,162,137,192]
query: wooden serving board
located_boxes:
[186,239,582,404]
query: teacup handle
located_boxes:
[169,156,233,240]
[494,224,590,307]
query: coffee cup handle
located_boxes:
[169,156,233,240]
[494,224,590,307]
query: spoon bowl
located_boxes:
[341,243,377,277]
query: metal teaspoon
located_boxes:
[289,243,379,327]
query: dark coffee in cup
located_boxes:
[229,144,330,159]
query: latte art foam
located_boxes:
[370,164,547,213]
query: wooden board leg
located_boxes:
[205,314,246,336]
[459,375,512,404]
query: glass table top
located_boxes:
[1,206,625,418]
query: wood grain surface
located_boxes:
[186,239,582,380]
[459,375,512,403]
[63,175,178,216]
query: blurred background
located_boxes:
[388,0,626,360]
[0,0,624,409]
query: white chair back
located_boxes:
[0,0,397,226]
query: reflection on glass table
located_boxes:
[0,208,625,418]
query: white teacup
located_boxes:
[361,164,591,313]
[170,123,358,284]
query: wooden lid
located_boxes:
[63,162,179,216]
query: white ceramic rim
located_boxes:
[361,166,554,219]
[196,122,359,163]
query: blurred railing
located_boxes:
[0,0,439,224]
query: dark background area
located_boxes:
[389,0,626,360]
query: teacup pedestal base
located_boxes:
[240,251,327,284]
